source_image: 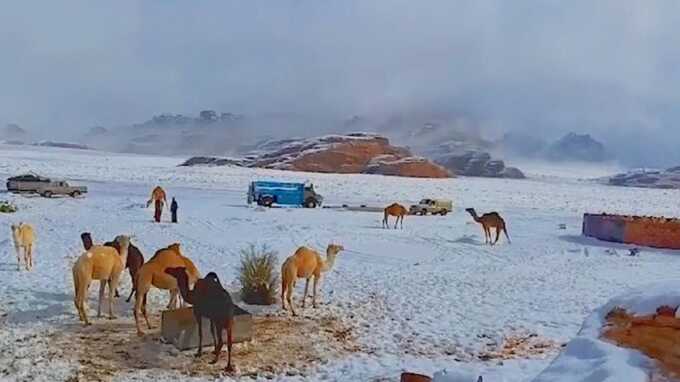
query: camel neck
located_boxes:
[119,246,129,268]
[175,273,194,305]
[322,250,338,272]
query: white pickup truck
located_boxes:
[6,174,88,198]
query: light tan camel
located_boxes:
[72,235,130,325]
[465,208,511,245]
[281,244,344,316]
[133,243,200,336]
[10,223,35,271]
[383,203,407,229]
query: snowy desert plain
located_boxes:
[1,144,680,382]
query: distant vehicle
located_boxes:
[247,181,323,208]
[7,174,87,198]
[409,199,453,216]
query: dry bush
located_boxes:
[238,244,279,305]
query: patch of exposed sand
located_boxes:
[603,307,680,382]
[476,332,562,362]
[46,313,359,381]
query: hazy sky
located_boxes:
[2,1,680,164]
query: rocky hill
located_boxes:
[546,133,608,162]
[420,140,525,179]
[180,133,452,178]
[609,167,680,189]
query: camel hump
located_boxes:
[168,243,181,254]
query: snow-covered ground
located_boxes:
[1,144,680,381]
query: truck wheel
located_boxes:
[305,198,317,208]
[421,209,427,216]
[43,191,53,198]
[260,196,274,208]
[71,191,80,198]
[440,210,448,216]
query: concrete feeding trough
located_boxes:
[161,305,253,350]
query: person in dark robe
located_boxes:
[171,197,178,223]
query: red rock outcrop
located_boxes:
[181,133,453,178]
[253,133,452,178]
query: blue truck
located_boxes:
[247,181,324,208]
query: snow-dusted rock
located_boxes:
[534,281,680,382]
[181,133,451,178]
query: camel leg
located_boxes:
[195,314,203,358]
[126,288,135,303]
[493,226,500,245]
[167,289,179,309]
[210,321,217,349]
[142,293,152,329]
[225,318,234,372]
[286,281,297,316]
[80,281,92,326]
[26,245,33,270]
[23,246,30,271]
[301,278,310,308]
[134,281,151,336]
[211,320,224,364]
[108,274,120,319]
[312,276,320,308]
[98,281,106,318]
[400,215,404,229]
[15,245,20,271]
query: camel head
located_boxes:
[10,223,18,234]
[327,244,344,255]
[465,208,477,216]
[113,235,131,250]
[165,266,188,281]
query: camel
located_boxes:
[166,267,235,372]
[147,186,167,223]
[383,203,407,229]
[80,232,145,300]
[103,237,145,302]
[465,208,511,245]
[134,243,200,336]
[281,244,344,316]
[72,235,130,325]
[11,223,35,271]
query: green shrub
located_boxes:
[238,244,279,305]
[0,201,17,213]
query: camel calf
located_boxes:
[11,223,35,271]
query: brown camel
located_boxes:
[281,244,344,316]
[133,243,200,336]
[165,267,235,372]
[383,203,407,229]
[465,208,511,245]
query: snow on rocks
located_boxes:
[180,133,452,178]
[533,282,680,382]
